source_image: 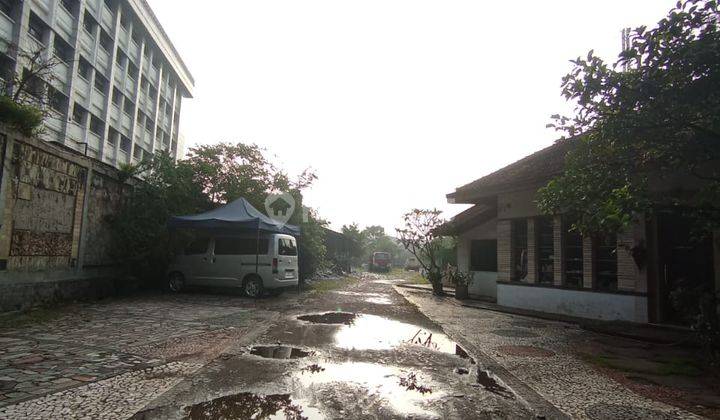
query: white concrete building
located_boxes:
[0,0,193,166]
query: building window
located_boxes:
[48,87,68,114]
[132,145,142,159]
[93,74,108,93]
[595,234,618,291]
[0,0,17,18]
[78,57,92,80]
[22,69,44,99]
[71,103,86,124]
[53,38,73,63]
[119,135,131,153]
[122,98,134,116]
[470,239,497,272]
[563,221,583,288]
[111,87,122,106]
[107,127,117,145]
[536,216,554,284]
[28,13,47,43]
[127,62,137,80]
[99,30,112,52]
[115,49,126,68]
[511,219,527,281]
[145,117,153,132]
[82,11,96,35]
[59,0,77,14]
[89,115,104,136]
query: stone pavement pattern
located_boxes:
[0,293,281,419]
[397,287,701,419]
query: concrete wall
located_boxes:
[0,125,129,312]
[497,283,649,323]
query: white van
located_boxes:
[166,233,299,298]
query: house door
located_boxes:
[657,214,715,325]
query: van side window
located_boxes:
[278,238,297,256]
[214,238,269,255]
[185,238,209,255]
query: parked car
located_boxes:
[369,251,391,272]
[405,257,421,271]
[166,233,299,298]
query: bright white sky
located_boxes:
[148,0,673,234]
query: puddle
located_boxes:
[476,370,514,399]
[249,345,312,359]
[297,312,357,325]
[294,362,441,416]
[332,313,472,360]
[185,392,322,419]
[365,296,393,305]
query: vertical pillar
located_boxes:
[553,215,563,286]
[0,135,15,267]
[76,166,93,271]
[526,218,537,283]
[497,220,511,282]
[582,236,594,289]
[617,222,646,292]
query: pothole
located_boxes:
[297,312,357,325]
[184,392,322,419]
[249,345,312,359]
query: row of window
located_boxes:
[508,217,618,291]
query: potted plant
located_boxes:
[446,265,470,300]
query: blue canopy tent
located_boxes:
[168,197,301,236]
[168,198,300,275]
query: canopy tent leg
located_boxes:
[255,224,260,274]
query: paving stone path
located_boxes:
[397,287,701,419]
[0,292,282,418]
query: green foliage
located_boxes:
[109,153,210,281]
[340,223,365,266]
[0,95,43,136]
[539,0,720,235]
[111,142,328,282]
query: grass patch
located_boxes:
[306,276,359,293]
[389,268,428,284]
[579,353,703,377]
[0,307,63,330]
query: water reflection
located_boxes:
[249,346,312,359]
[185,392,322,420]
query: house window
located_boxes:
[595,234,618,291]
[28,13,46,43]
[563,221,583,288]
[470,239,497,272]
[511,219,527,281]
[78,57,92,80]
[536,216,554,284]
[71,103,86,124]
[89,115,104,136]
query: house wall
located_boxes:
[0,125,129,312]
[490,187,651,322]
[457,218,497,299]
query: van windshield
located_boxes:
[278,238,297,256]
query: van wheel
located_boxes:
[168,272,185,293]
[243,276,264,298]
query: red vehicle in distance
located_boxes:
[369,251,391,272]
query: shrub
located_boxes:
[0,95,43,136]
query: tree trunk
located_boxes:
[431,279,444,296]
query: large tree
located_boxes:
[538,0,720,236]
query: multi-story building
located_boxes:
[0,0,193,167]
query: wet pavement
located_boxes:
[0,272,711,418]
